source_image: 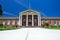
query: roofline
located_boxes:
[0,17,60,20]
[41,17,60,19]
[0,17,18,20]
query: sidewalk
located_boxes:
[0,28,60,40]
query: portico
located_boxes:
[19,10,41,26]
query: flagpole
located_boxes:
[29,0,31,10]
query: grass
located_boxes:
[45,26,60,30]
[0,26,60,31]
[0,26,19,31]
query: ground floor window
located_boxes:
[12,20,15,25]
[59,20,60,25]
[2,20,5,25]
[7,20,10,25]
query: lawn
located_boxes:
[0,26,19,31]
[0,26,60,31]
[45,26,60,30]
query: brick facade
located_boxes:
[0,19,60,27]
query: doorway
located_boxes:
[22,15,26,26]
[28,15,32,26]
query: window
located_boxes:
[12,20,15,25]
[50,20,51,25]
[41,20,44,24]
[59,20,60,25]
[17,21,19,25]
[2,20,5,25]
[54,20,56,24]
[7,20,10,25]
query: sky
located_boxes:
[0,0,60,17]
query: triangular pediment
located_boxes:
[20,9,40,15]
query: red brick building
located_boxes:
[0,10,60,27]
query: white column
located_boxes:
[32,15,34,26]
[38,15,41,26]
[40,15,41,26]
[20,15,22,26]
[26,15,28,26]
[19,14,20,26]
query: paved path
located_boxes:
[0,28,60,40]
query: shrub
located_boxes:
[54,24,57,28]
[0,23,3,28]
[44,21,49,27]
[59,25,60,27]
[50,24,57,28]
[12,25,18,28]
[42,24,44,27]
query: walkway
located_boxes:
[0,28,60,40]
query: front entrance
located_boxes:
[22,15,38,26]
[19,10,41,27]
[28,15,32,26]
[22,15,26,26]
[34,15,38,26]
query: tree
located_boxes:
[0,4,2,17]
